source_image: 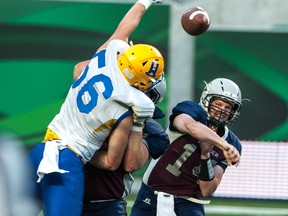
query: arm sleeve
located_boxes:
[169,101,208,131]
[143,118,170,159]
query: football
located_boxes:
[181,7,210,36]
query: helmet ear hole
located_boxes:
[145,74,166,104]
[139,82,146,88]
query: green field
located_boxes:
[125,194,288,216]
[36,194,288,216]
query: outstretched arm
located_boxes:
[97,0,156,52]
[73,1,160,81]
[173,113,240,166]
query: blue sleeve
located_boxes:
[226,130,242,155]
[218,130,242,170]
[143,118,170,159]
[111,109,133,130]
[152,106,165,119]
[169,101,208,131]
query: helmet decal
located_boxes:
[122,68,134,79]
[145,61,159,78]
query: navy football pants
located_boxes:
[81,199,127,216]
[131,182,205,216]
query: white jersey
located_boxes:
[48,39,155,162]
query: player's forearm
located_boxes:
[199,165,223,197]
[90,151,121,171]
[187,121,229,151]
[117,3,146,40]
[175,114,228,151]
[123,130,149,172]
[176,114,239,165]
[175,114,239,165]
[198,161,218,197]
[199,178,219,197]
[100,3,146,50]
[96,2,147,51]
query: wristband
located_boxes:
[136,0,152,10]
[199,158,215,181]
[131,122,144,132]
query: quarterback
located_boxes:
[131,78,243,216]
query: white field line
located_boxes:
[127,201,288,216]
[205,205,288,216]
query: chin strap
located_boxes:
[207,117,226,128]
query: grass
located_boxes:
[37,194,288,216]
[125,195,288,216]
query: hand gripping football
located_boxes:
[181,7,210,36]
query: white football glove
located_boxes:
[137,0,162,10]
[152,0,162,3]
[132,105,155,124]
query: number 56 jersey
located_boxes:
[48,39,155,163]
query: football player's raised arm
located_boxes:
[97,1,153,52]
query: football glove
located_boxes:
[132,102,155,124]
[137,0,162,10]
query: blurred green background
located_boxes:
[1,1,287,215]
[1,1,287,147]
[0,1,169,145]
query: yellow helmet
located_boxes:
[118,44,164,91]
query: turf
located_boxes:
[125,195,288,216]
